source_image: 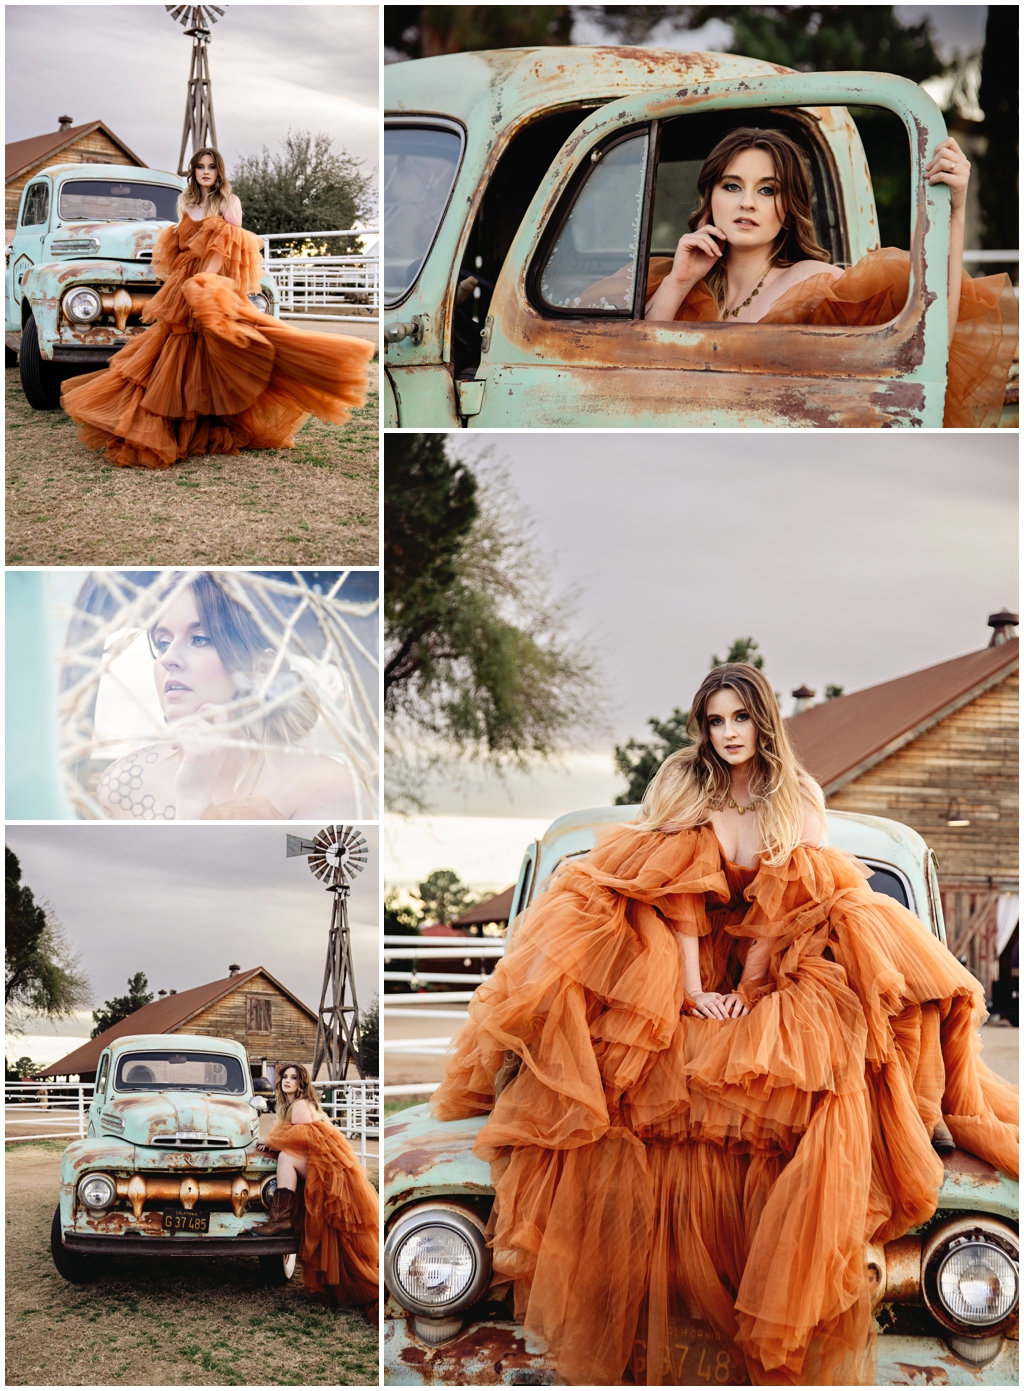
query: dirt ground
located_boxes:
[5,365,378,567]
[5,1142,378,1386]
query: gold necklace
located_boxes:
[724,267,770,319]
[727,794,756,815]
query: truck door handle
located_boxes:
[384,314,428,345]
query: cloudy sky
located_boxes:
[6,823,379,1055]
[6,3,378,182]
[385,431,1017,892]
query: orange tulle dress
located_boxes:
[432,823,1019,1386]
[60,215,375,469]
[645,248,1018,428]
[265,1118,379,1306]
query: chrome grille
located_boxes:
[151,1133,232,1148]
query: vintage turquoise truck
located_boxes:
[384,46,1016,429]
[6,163,278,409]
[383,808,1020,1385]
[52,1034,297,1285]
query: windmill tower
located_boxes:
[166,5,225,175]
[286,826,369,1080]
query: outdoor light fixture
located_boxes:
[946,798,970,827]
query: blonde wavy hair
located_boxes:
[637,663,825,864]
[273,1061,327,1125]
[177,147,232,220]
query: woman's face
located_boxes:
[194,154,218,191]
[152,589,236,719]
[280,1068,300,1097]
[709,148,785,252]
[705,689,758,768]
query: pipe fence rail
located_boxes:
[5,1079,379,1167]
[260,228,380,324]
[383,936,506,1098]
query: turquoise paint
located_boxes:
[6,571,72,818]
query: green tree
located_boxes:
[824,683,844,700]
[384,889,422,936]
[357,996,379,1078]
[90,972,154,1039]
[385,6,572,60]
[385,436,603,806]
[231,131,373,257]
[6,1056,41,1081]
[418,870,478,926]
[613,638,766,805]
[6,848,90,1031]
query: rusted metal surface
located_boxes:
[885,1236,924,1302]
[384,1312,554,1386]
[385,49,961,427]
[383,1105,492,1222]
[56,1034,276,1259]
[878,1334,1018,1385]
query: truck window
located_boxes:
[383,121,464,306]
[57,180,180,223]
[538,131,650,315]
[114,1050,246,1094]
[95,1054,110,1098]
[864,864,910,910]
[20,182,49,227]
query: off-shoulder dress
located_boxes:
[432,823,1018,1385]
[61,215,375,469]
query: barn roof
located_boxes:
[40,967,318,1078]
[6,121,145,182]
[787,639,1019,795]
[452,885,515,927]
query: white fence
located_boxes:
[382,934,506,1098]
[261,228,379,325]
[4,1078,379,1168]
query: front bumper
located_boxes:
[62,1232,298,1259]
[383,1318,1020,1386]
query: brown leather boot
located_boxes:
[931,1118,956,1154]
[256,1186,296,1235]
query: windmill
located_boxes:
[166,5,226,176]
[286,826,369,1080]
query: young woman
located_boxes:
[642,127,1015,428]
[95,572,373,819]
[432,663,1017,1386]
[254,1062,379,1312]
[61,148,375,469]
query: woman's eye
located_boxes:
[190,634,212,647]
[736,712,750,722]
[758,186,777,197]
[153,638,170,652]
[722,182,740,192]
[709,716,723,725]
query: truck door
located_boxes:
[470,72,952,429]
[9,178,51,327]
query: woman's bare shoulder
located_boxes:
[780,259,844,287]
[272,754,364,818]
[96,747,171,817]
[223,194,243,228]
[289,1099,315,1124]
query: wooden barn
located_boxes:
[40,967,319,1084]
[6,116,146,232]
[787,613,1019,1005]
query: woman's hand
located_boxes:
[667,221,728,288]
[689,991,737,1019]
[718,992,750,1017]
[170,702,230,818]
[926,137,970,215]
[254,1142,276,1154]
[645,220,727,321]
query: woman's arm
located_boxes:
[223,194,243,229]
[678,933,741,1018]
[925,136,970,345]
[645,224,728,321]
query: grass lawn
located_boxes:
[5,367,378,567]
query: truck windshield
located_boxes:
[114,1051,247,1094]
[383,123,462,304]
[58,180,181,224]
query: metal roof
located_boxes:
[787,639,1019,794]
[451,885,515,927]
[6,121,146,182]
[40,967,318,1078]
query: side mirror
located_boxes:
[250,1096,268,1113]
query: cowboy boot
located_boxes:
[931,1118,956,1154]
[256,1186,296,1235]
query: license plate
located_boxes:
[162,1209,209,1234]
[634,1320,749,1385]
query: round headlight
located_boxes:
[248,292,269,314]
[78,1173,116,1210]
[937,1242,1018,1326]
[63,287,103,324]
[384,1205,491,1316]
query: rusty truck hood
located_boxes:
[44,219,170,263]
[383,1104,492,1220]
[104,1092,257,1150]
